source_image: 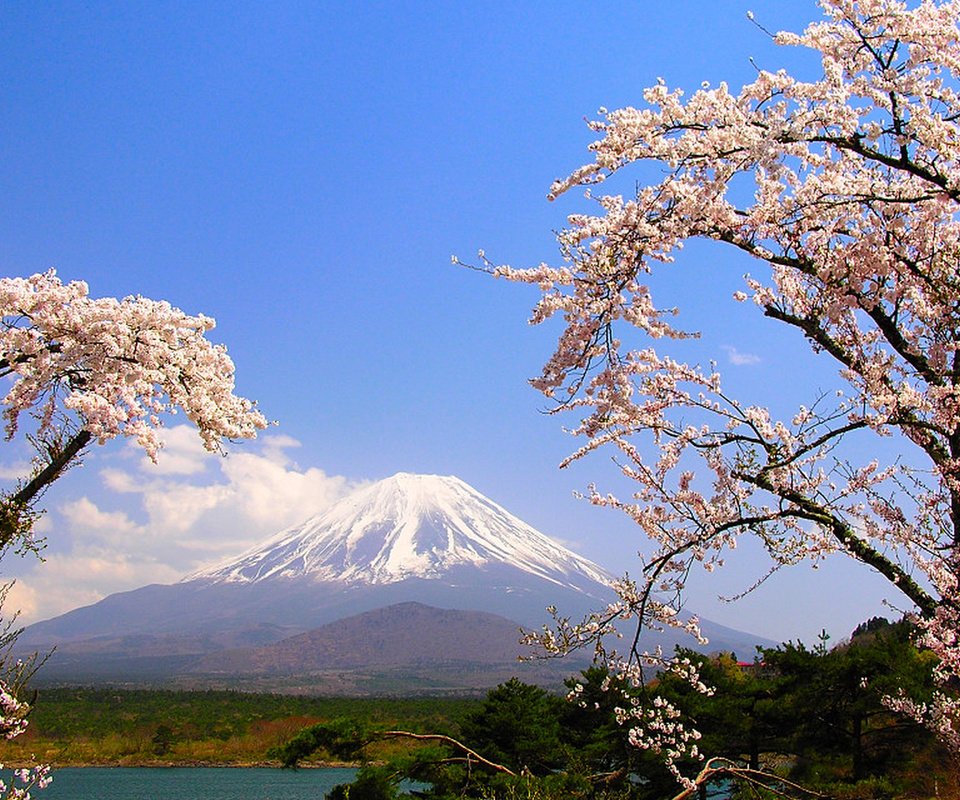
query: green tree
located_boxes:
[656,651,784,774]
[767,619,938,785]
[271,680,577,800]
[646,620,946,795]
[560,666,679,800]
[328,767,398,800]
[561,667,637,778]
[150,724,176,756]
[461,678,564,776]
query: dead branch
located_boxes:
[381,731,516,776]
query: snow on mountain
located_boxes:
[188,472,613,592]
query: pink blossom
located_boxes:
[0,271,267,460]
[494,0,960,781]
[0,680,50,799]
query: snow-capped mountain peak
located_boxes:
[187,472,612,592]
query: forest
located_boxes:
[0,689,474,767]
[0,617,948,799]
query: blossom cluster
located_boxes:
[523,580,712,788]
[0,687,28,742]
[0,679,50,799]
[497,0,960,781]
[0,271,268,459]
[0,764,52,800]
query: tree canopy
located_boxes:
[0,270,267,551]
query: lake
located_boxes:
[26,766,358,800]
[22,765,736,800]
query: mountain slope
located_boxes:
[182,601,595,695]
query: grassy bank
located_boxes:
[0,688,477,767]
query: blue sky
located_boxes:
[0,1,902,644]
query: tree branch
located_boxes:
[742,470,937,617]
[670,757,827,800]
[13,429,92,508]
[380,731,516,776]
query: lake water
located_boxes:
[20,766,736,800]
[27,766,358,800]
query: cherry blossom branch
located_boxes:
[741,469,936,615]
[484,0,960,779]
[0,271,269,556]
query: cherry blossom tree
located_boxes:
[0,270,268,552]
[482,0,960,785]
[0,270,267,796]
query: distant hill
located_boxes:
[192,602,528,673]
[183,601,590,695]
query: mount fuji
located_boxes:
[18,473,769,690]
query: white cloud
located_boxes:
[32,514,53,535]
[217,451,349,529]
[60,497,144,538]
[0,426,357,624]
[721,345,761,366]
[141,482,231,535]
[259,433,302,463]
[0,461,31,481]
[3,580,38,624]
